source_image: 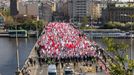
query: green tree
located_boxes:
[105,21,115,28]
[82,16,89,25]
[103,38,134,75]
[103,21,134,31]
[32,20,44,32]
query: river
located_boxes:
[0,37,36,75]
[0,38,133,75]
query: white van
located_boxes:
[48,64,57,75]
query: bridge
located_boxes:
[17,22,115,75]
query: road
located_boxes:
[34,63,105,75]
[36,65,48,75]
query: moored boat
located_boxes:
[8,30,28,38]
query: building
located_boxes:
[39,2,52,22]
[67,0,89,22]
[68,0,73,21]
[10,0,18,16]
[106,2,134,22]
[51,2,56,12]
[87,1,101,20]
[52,0,69,22]
[18,1,38,16]
[0,0,10,9]
[18,0,53,22]
[62,2,69,17]
[67,0,103,23]
[56,0,64,13]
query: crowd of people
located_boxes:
[20,22,110,75]
[37,22,97,61]
[21,57,37,75]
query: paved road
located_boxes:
[36,65,48,75]
[86,72,105,75]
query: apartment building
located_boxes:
[107,3,134,22]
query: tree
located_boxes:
[103,38,134,75]
[82,16,89,25]
[0,8,14,26]
[105,21,115,28]
[32,20,44,33]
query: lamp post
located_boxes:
[14,16,20,75]
[36,1,41,40]
[36,15,39,40]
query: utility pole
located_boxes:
[36,0,41,40]
[10,0,20,74]
[14,16,20,75]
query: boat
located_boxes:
[8,30,28,38]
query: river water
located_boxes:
[0,37,36,75]
[0,38,133,75]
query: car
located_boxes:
[48,64,57,75]
[64,66,74,75]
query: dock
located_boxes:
[0,30,36,38]
[0,31,9,37]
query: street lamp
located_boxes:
[36,15,39,39]
[14,16,20,75]
[36,2,41,40]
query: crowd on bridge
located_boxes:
[36,22,97,61]
[20,22,109,75]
